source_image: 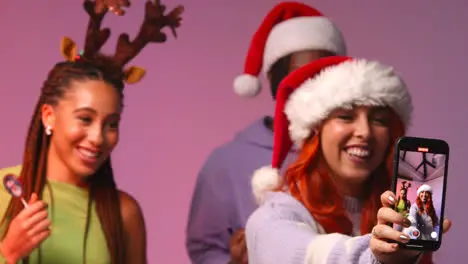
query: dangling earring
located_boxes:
[45,125,52,136]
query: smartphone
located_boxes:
[390,136,449,251]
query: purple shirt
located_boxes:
[185,117,297,264]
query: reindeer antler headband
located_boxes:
[401,180,412,191]
[60,0,184,84]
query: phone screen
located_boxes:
[392,137,449,251]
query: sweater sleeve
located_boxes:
[185,154,233,264]
[245,192,381,264]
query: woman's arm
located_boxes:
[119,191,147,264]
[245,192,380,264]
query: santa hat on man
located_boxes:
[233,2,347,98]
[251,56,414,204]
[417,184,433,195]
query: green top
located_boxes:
[0,165,110,263]
[396,198,409,217]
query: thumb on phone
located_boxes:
[442,218,452,234]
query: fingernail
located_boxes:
[392,243,399,249]
[399,235,410,242]
[388,196,395,204]
[403,219,412,227]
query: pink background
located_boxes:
[1,0,467,263]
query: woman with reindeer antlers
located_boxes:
[393,180,412,233]
[0,0,183,263]
[395,180,412,217]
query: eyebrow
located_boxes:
[73,107,96,114]
[370,107,390,115]
[73,107,120,118]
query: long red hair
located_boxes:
[416,193,439,227]
[281,110,434,263]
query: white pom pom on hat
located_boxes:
[252,166,281,205]
[233,1,346,98]
[233,74,262,97]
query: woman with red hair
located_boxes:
[245,56,452,263]
[405,184,439,241]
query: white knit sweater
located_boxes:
[245,191,387,264]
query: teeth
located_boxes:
[79,148,99,158]
[346,147,370,158]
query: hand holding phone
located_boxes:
[390,136,449,251]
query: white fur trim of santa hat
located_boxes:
[251,166,282,205]
[285,59,413,147]
[417,184,433,195]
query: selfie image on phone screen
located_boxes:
[393,152,445,241]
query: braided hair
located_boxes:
[1,0,183,263]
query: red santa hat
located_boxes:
[417,184,433,195]
[251,56,414,204]
[233,2,347,98]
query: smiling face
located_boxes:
[42,79,122,180]
[319,106,391,193]
[419,190,430,203]
[400,188,407,199]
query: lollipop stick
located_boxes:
[21,198,28,208]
